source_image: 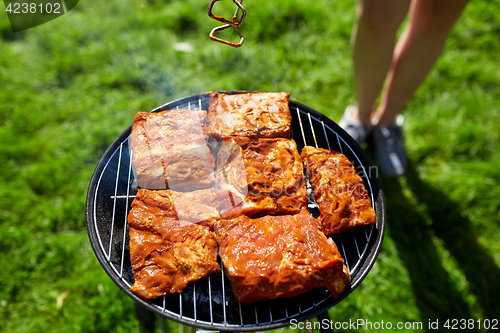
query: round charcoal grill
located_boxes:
[86,91,386,332]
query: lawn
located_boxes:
[0,0,499,332]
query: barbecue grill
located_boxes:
[86,91,386,332]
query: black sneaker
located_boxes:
[338,105,371,145]
[372,115,407,177]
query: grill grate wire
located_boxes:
[87,92,384,331]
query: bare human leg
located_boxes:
[351,0,410,124]
[373,0,470,126]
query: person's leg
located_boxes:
[351,0,411,124]
[373,0,470,126]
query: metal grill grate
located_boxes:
[86,91,385,332]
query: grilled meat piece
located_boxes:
[214,210,350,303]
[301,146,376,235]
[168,188,220,227]
[130,110,214,191]
[206,92,292,140]
[216,137,308,219]
[128,189,220,300]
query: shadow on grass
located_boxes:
[404,162,500,320]
[380,160,500,331]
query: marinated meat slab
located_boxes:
[206,92,292,140]
[130,110,214,191]
[301,146,376,235]
[162,144,215,191]
[216,137,308,219]
[128,189,220,300]
[168,188,220,226]
[214,210,350,303]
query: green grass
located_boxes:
[1,0,499,332]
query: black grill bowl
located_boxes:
[86,91,386,331]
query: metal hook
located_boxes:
[209,24,245,48]
[208,0,246,47]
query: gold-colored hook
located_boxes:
[209,24,245,48]
[208,0,246,47]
